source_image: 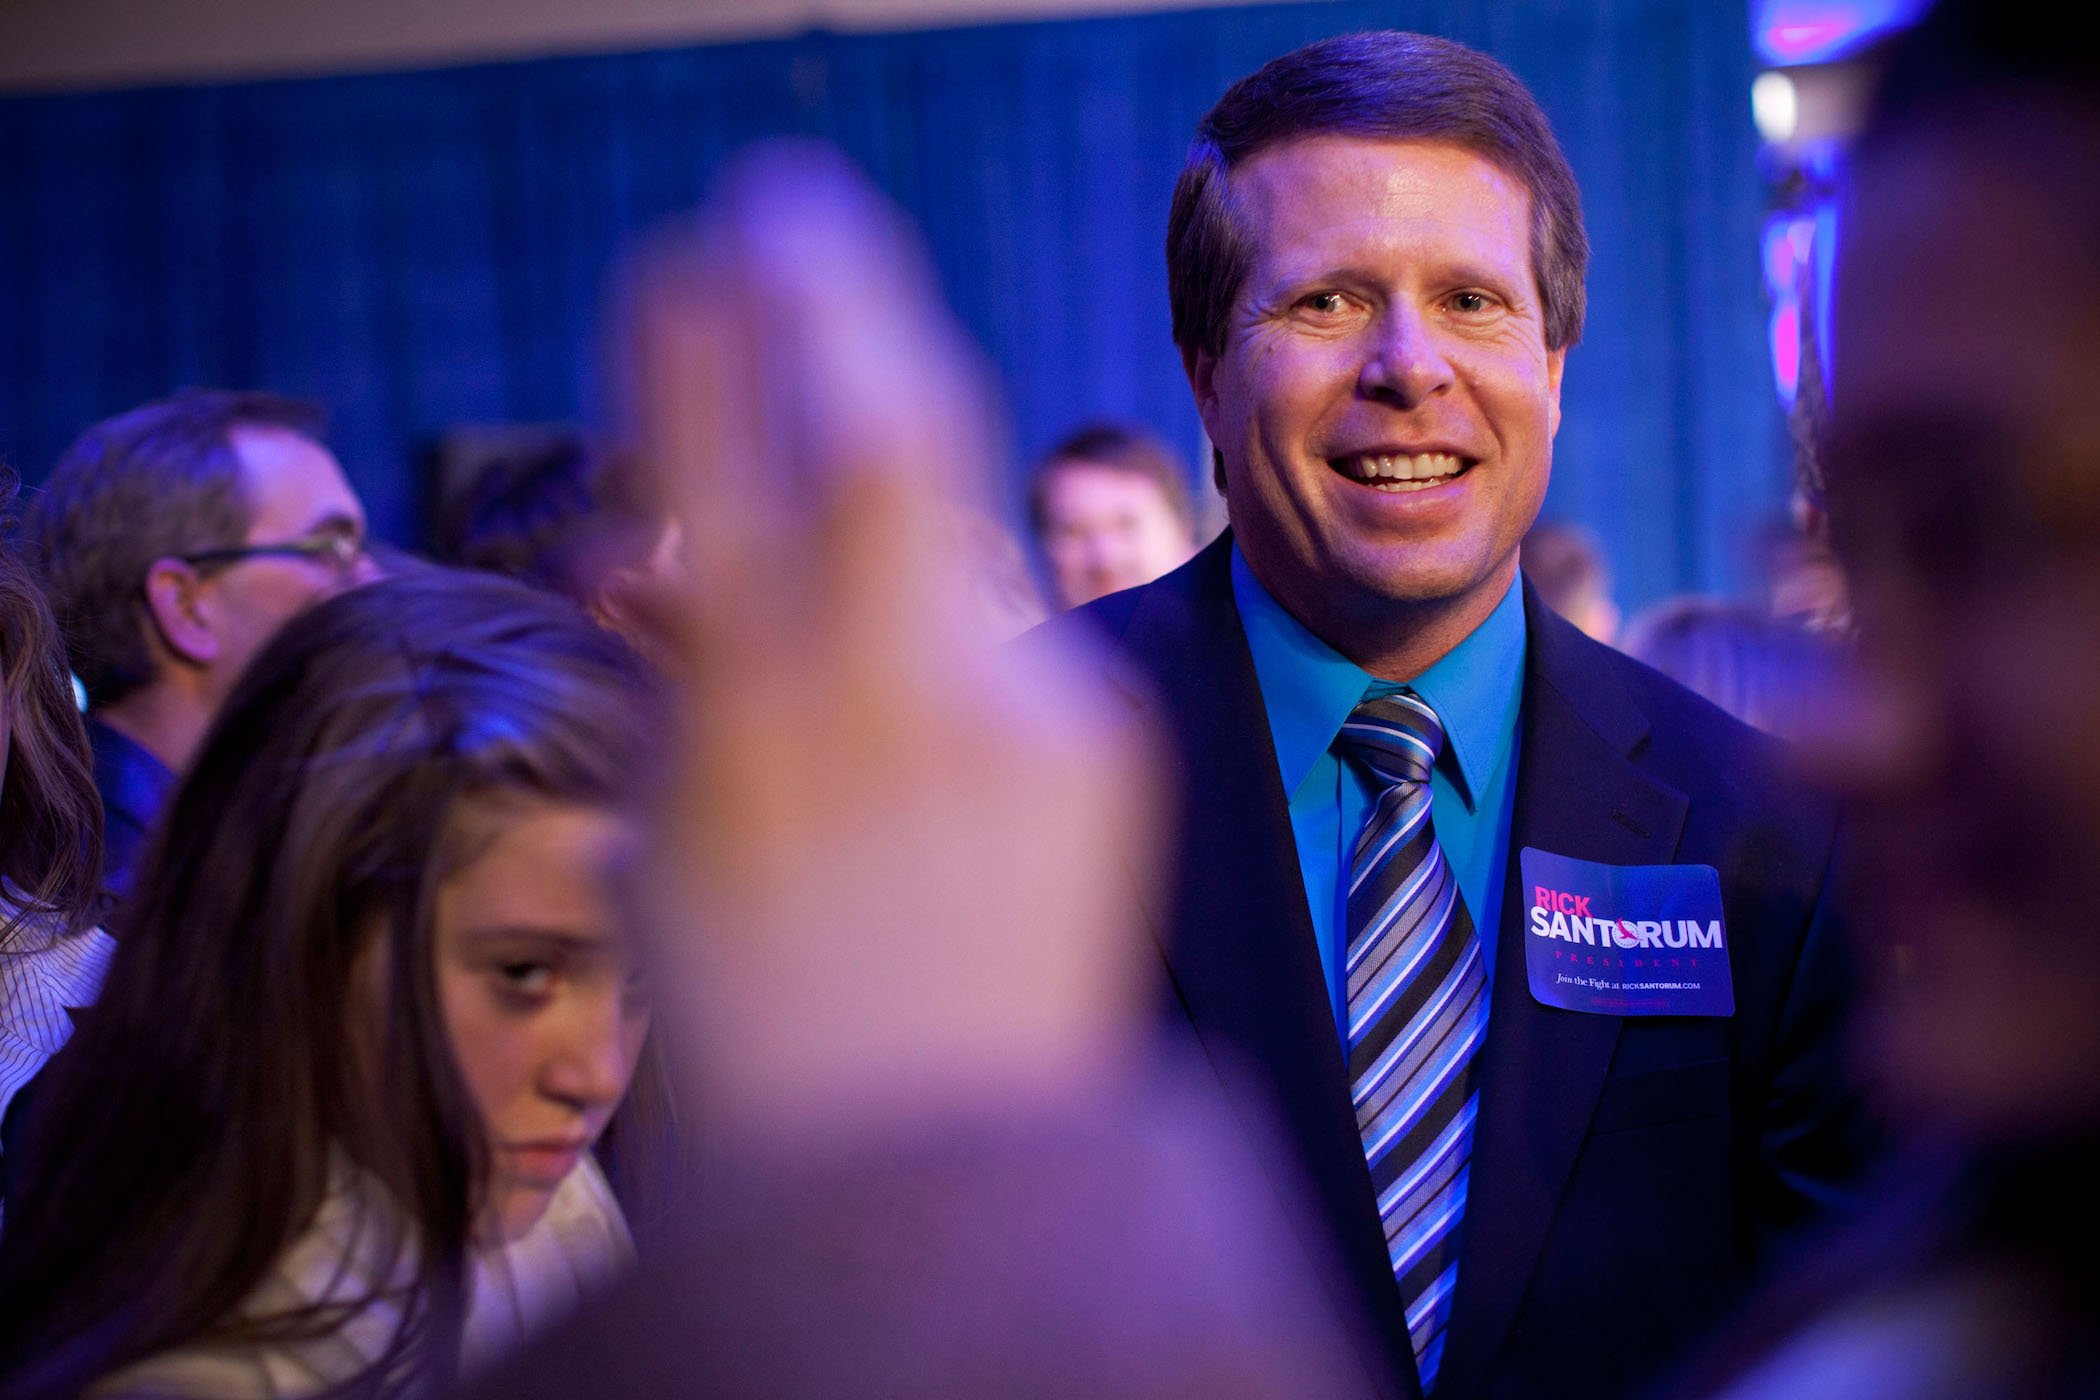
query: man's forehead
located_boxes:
[1230,135,1532,257]
[228,423,361,524]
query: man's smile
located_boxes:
[1328,450,1476,493]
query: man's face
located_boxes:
[1037,462,1195,608]
[1824,118,2100,1132]
[1191,136,1565,654]
[206,425,376,691]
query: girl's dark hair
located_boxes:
[0,570,674,1399]
[0,462,103,949]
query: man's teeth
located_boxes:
[1340,452,1468,492]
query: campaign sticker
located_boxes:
[1520,847,1734,1017]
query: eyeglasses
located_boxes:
[181,526,367,577]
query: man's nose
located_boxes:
[1357,305,1455,408]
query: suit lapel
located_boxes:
[1110,538,1422,1400]
[1433,589,1690,1399]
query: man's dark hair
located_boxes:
[27,389,327,709]
[1167,30,1589,368]
[1026,423,1195,538]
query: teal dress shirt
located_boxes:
[1230,544,1527,1044]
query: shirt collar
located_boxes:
[1230,541,1526,812]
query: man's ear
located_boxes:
[1186,346,1231,497]
[1545,345,1567,440]
[1187,345,1221,423]
[141,558,221,667]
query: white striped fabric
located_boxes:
[1,909,115,1126]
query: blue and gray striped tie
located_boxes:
[1336,691,1488,1394]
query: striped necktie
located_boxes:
[1335,691,1489,1394]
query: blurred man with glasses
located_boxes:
[28,390,379,899]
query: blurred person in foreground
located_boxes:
[466,148,1380,1400]
[1621,597,1838,744]
[1027,31,1873,1399]
[1028,422,1200,609]
[1762,526,1851,637]
[27,390,380,900]
[1520,518,1620,644]
[948,504,1050,640]
[435,431,681,653]
[1671,4,2100,1396]
[0,572,672,1397]
[0,464,109,1196]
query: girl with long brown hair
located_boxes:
[0,461,108,1187]
[0,568,673,1398]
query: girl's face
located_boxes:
[432,798,650,1241]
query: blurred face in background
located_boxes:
[1824,108,2100,1135]
[1037,462,1195,608]
[435,797,650,1240]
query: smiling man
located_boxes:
[1044,32,1873,1400]
[29,390,380,898]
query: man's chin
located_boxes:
[1235,523,1515,628]
[1324,544,1514,615]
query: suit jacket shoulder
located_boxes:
[1524,589,1834,829]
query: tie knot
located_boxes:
[1336,691,1444,788]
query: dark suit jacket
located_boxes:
[87,716,173,903]
[1047,535,1870,1400]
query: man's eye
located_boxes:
[1449,291,1495,314]
[1300,292,1349,315]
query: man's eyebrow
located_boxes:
[1263,258,1380,285]
[1438,259,1532,294]
[1261,257,1533,294]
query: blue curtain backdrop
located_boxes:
[0,0,1781,609]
